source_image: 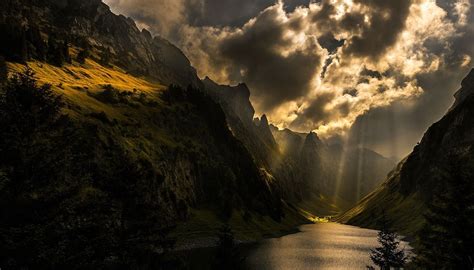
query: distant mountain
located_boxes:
[202,77,390,215]
[338,69,474,236]
[270,126,395,205]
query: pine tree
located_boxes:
[47,35,65,66]
[26,25,47,61]
[0,67,64,188]
[77,48,89,64]
[62,40,71,64]
[76,39,91,64]
[99,46,111,67]
[413,163,474,269]
[368,211,407,270]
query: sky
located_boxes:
[104,0,473,158]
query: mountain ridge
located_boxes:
[339,68,474,236]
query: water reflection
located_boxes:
[244,223,410,270]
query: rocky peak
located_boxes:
[259,114,269,127]
[301,131,323,154]
[202,77,256,124]
[235,83,251,98]
[304,131,321,145]
[453,68,474,107]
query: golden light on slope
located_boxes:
[7,59,163,94]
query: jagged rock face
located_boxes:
[0,0,201,88]
[453,69,474,108]
[202,77,279,168]
[203,77,255,125]
[299,132,325,193]
[255,115,279,150]
[399,69,474,197]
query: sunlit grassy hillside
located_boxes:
[8,59,163,93]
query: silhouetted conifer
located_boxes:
[26,25,47,61]
[62,40,71,64]
[368,211,407,270]
[77,48,89,64]
[47,34,65,66]
[99,46,111,67]
[413,162,474,269]
[0,67,64,187]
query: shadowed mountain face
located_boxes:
[0,0,201,88]
[339,69,474,235]
[203,77,395,209]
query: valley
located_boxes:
[0,0,473,269]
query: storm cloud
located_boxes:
[104,0,473,157]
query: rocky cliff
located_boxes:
[202,77,280,168]
[339,68,474,235]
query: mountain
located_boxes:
[0,0,406,268]
[202,76,397,213]
[202,77,279,168]
[0,1,312,268]
[270,126,395,205]
[0,0,200,88]
[202,78,360,215]
[338,69,474,236]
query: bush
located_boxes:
[47,34,66,66]
[0,22,28,63]
[99,47,111,67]
[77,48,89,64]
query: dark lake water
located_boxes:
[244,222,410,270]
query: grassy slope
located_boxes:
[7,58,313,244]
[336,161,425,237]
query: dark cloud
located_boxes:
[290,92,335,130]
[317,33,345,53]
[346,0,413,58]
[310,0,413,59]
[360,68,383,80]
[188,0,311,27]
[217,5,324,111]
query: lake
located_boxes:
[244,222,410,270]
